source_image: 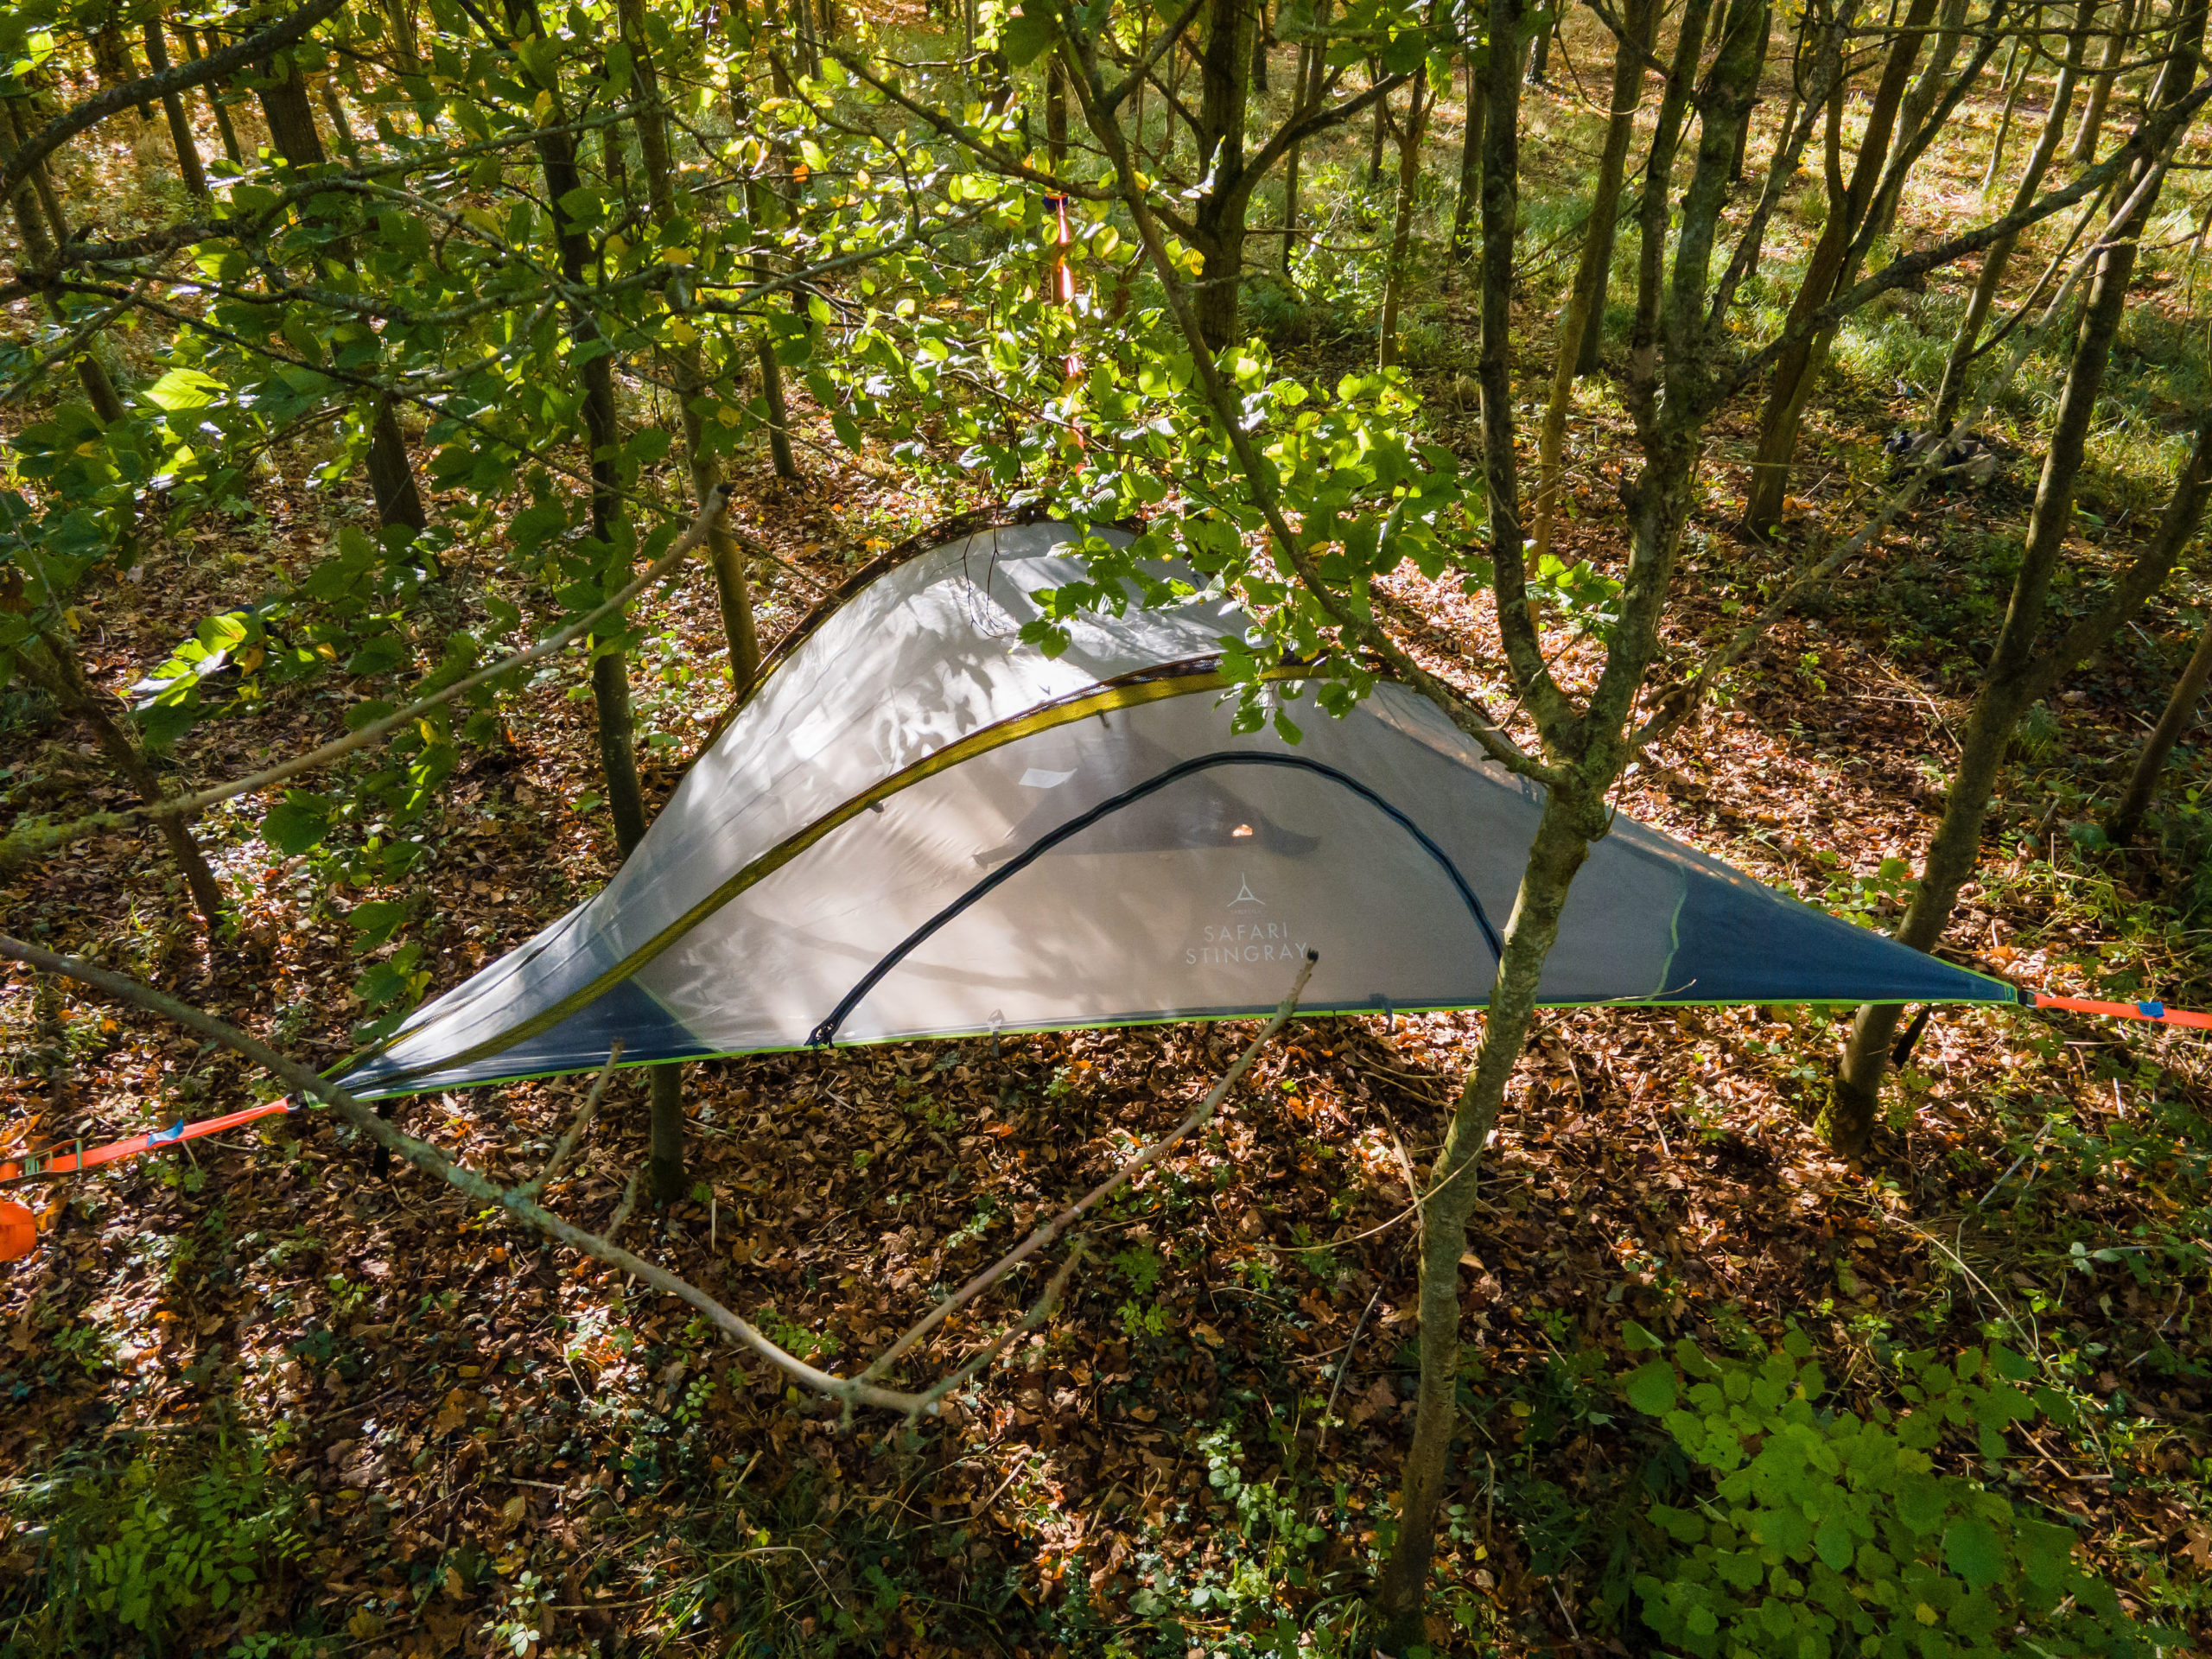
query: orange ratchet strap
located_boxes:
[2030,992,2212,1031]
[0,1098,299,1185]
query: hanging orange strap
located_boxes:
[0,1098,299,1185]
[2031,992,2212,1031]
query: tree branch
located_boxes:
[1,0,350,203]
[0,488,737,872]
[0,931,933,1415]
[1723,77,2212,397]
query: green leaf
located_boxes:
[1814,1512,1855,1572]
[345,637,408,677]
[1000,2,1056,66]
[260,795,331,855]
[1942,1516,2004,1592]
[1896,1474,1950,1535]
[144,368,227,412]
[623,428,673,467]
[1623,1360,1678,1416]
[350,899,411,952]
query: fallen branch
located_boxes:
[518,1043,623,1200]
[0,931,931,1414]
[0,934,1314,1424]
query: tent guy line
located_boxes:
[0,984,2204,1217]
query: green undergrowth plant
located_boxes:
[0,1421,312,1656]
[1616,1325,2171,1659]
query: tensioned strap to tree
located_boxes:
[0,1098,297,1185]
[1,990,2200,1201]
[2031,991,2212,1030]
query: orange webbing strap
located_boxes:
[0,1098,300,1185]
[2031,992,2212,1031]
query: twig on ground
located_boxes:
[1319,1286,1385,1458]
[857,951,1317,1389]
[520,1044,623,1200]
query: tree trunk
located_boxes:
[176,27,247,167]
[1473,0,1527,564]
[1732,1,1778,181]
[1377,70,1430,367]
[1827,60,2205,1151]
[650,1065,687,1201]
[1193,0,1257,347]
[729,79,801,480]
[2111,612,2212,842]
[6,97,73,249]
[1532,0,1655,552]
[1370,0,1768,1618]
[1527,15,1554,80]
[1,107,128,423]
[2071,0,2140,162]
[626,0,758,683]
[368,402,430,532]
[1447,49,1486,264]
[517,43,655,864]
[256,60,327,168]
[1369,786,1597,1650]
[253,80,429,534]
[1577,0,1659,372]
[142,21,210,196]
[1368,60,1391,182]
[92,26,152,117]
[1933,3,2088,429]
[22,637,227,938]
[1252,0,1272,92]
[319,78,357,151]
[1872,0,1974,237]
[1047,54,1069,168]
[1281,41,1313,270]
[1980,33,2031,195]
[1744,0,1936,533]
[599,0,700,1209]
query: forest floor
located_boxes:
[7,22,2212,1659]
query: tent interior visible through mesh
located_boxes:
[334,522,2014,1098]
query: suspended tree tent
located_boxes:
[334,523,2014,1099]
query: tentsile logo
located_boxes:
[1229,873,1264,908]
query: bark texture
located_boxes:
[1532,0,1654,551]
[143,21,210,196]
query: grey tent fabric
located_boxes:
[335,522,2012,1097]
